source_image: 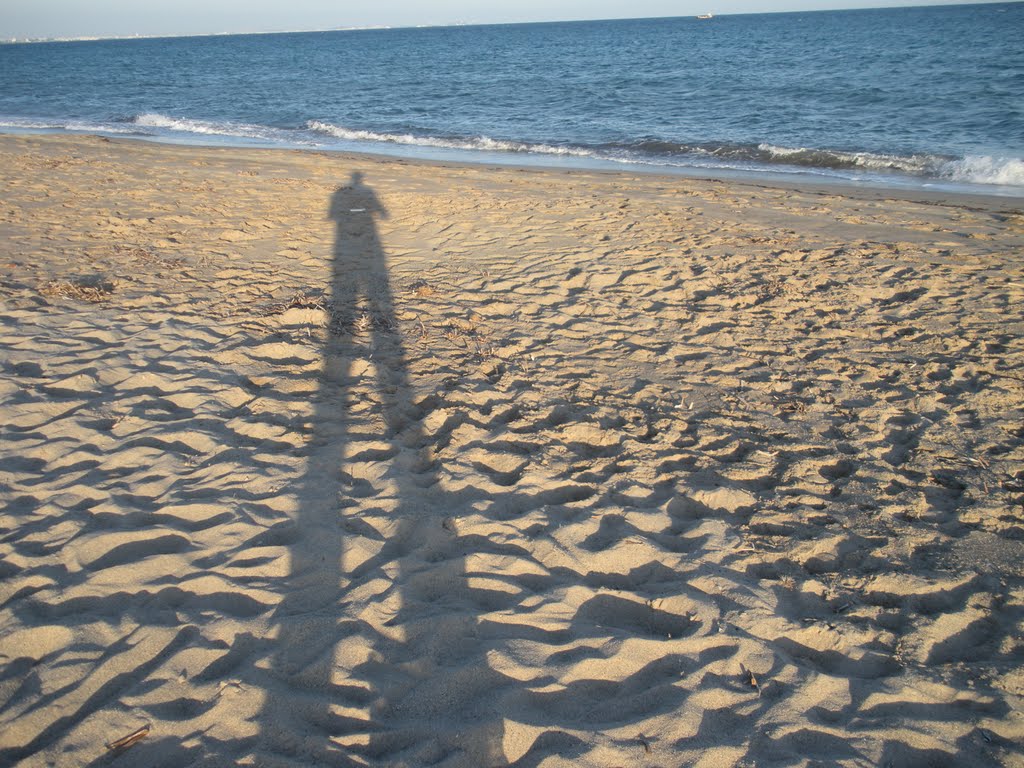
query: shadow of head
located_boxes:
[330,171,387,226]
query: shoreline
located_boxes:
[4,128,1023,204]
[2,132,1023,766]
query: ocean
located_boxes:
[2,3,1022,195]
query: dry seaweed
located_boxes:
[39,276,116,303]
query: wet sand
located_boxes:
[1,133,1023,767]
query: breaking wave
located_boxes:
[0,116,141,134]
[941,155,1024,186]
[306,120,593,157]
[129,113,306,143]
[3,112,1021,191]
[308,123,1024,188]
[752,143,1024,186]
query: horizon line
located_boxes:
[1,0,1011,45]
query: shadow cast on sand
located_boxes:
[255,172,509,766]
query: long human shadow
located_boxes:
[252,171,396,765]
[255,172,508,766]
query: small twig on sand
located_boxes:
[105,723,151,752]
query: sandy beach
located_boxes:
[1,133,1023,766]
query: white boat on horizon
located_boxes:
[696,13,713,19]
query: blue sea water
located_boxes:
[2,3,1022,195]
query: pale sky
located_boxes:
[1,0,1004,39]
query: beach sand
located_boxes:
[1,133,1022,767]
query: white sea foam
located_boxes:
[755,143,1024,187]
[3,112,1021,192]
[0,117,139,134]
[132,112,287,141]
[756,143,936,174]
[942,155,1024,186]
[306,120,593,157]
